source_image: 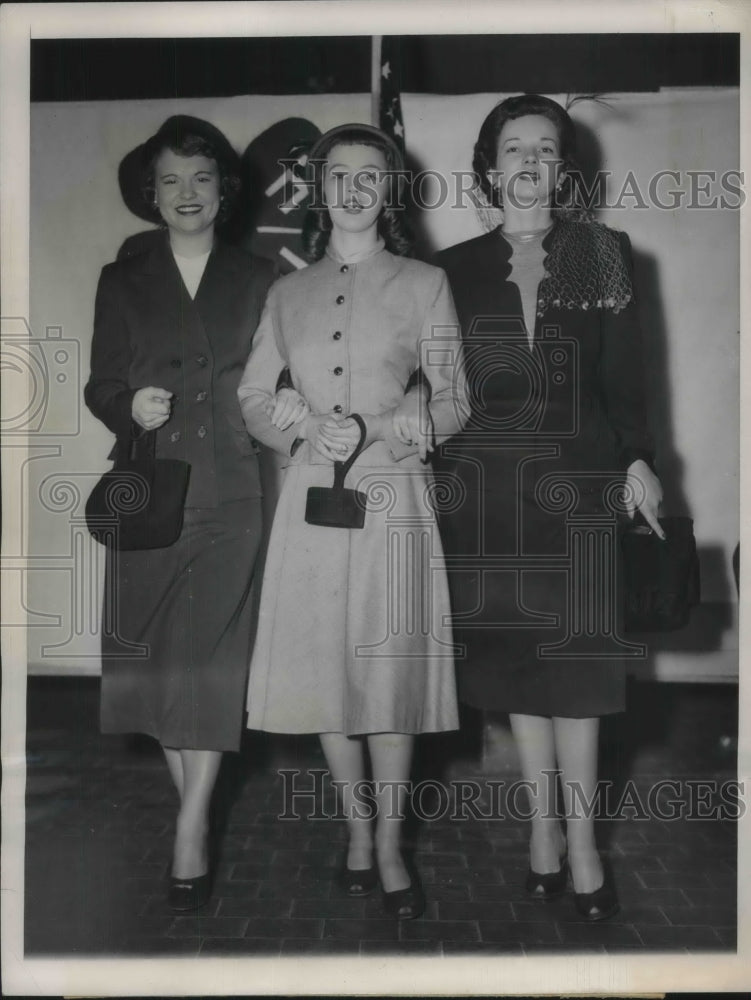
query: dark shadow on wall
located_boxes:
[237,118,322,272]
[631,246,689,516]
[574,113,736,662]
[402,147,437,262]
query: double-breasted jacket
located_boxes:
[85,233,276,507]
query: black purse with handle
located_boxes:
[85,431,191,550]
[304,414,368,529]
[621,515,700,632]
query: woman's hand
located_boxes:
[625,459,666,539]
[392,389,434,462]
[298,414,353,462]
[299,413,375,461]
[132,387,173,431]
[317,416,367,461]
[265,387,309,430]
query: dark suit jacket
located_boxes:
[84,233,276,507]
[434,221,654,481]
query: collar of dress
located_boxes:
[325,237,386,265]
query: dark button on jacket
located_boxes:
[84,235,276,507]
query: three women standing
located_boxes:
[435,95,663,919]
[88,100,661,927]
[85,116,275,910]
[237,124,468,918]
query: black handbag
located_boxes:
[85,432,191,550]
[621,515,700,632]
[305,414,368,529]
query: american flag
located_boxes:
[376,36,406,156]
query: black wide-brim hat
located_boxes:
[118,114,241,224]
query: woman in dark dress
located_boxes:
[85,116,275,910]
[435,95,664,919]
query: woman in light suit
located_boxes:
[85,115,275,911]
[238,124,468,919]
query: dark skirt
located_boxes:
[437,454,630,718]
[100,498,262,751]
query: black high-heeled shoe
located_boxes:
[338,863,378,897]
[573,866,620,922]
[525,857,568,900]
[168,871,212,912]
[382,875,425,920]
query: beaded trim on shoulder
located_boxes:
[537,220,633,316]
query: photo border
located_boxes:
[2,1,749,995]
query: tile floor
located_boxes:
[24,677,737,956]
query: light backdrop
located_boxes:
[18,87,739,678]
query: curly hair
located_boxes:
[302,124,413,261]
[472,94,589,221]
[141,123,241,227]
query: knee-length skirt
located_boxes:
[246,463,459,736]
[100,498,262,751]
[437,452,629,719]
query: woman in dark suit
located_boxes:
[435,95,663,920]
[85,116,275,910]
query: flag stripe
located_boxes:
[378,36,406,156]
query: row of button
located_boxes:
[330,266,350,413]
[163,391,210,402]
[169,426,208,443]
[170,355,209,369]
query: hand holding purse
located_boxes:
[621,515,700,632]
[86,432,191,550]
[304,413,368,529]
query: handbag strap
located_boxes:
[332,413,367,490]
[119,428,157,463]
